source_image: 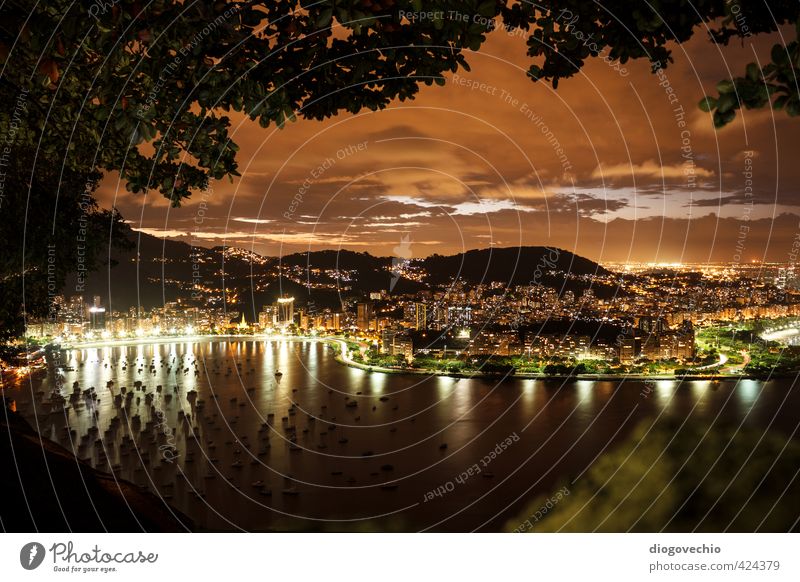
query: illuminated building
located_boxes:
[467,330,523,356]
[390,336,414,363]
[636,316,668,335]
[276,296,295,326]
[619,337,638,364]
[324,312,343,331]
[89,296,106,330]
[414,302,427,330]
[259,306,277,329]
[237,312,249,332]
[380,329,397,354]
[447,306,473,327]
[357,302,374,331]
[298,309,309,330]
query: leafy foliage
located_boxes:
[700,21,800,127]
[1,1,798,206]
[0,150,132,341]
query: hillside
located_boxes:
[64,233,613,311]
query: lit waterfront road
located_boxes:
[694,353,729,371]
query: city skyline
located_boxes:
[24,247,800,380]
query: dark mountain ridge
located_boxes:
[64,232,613,311]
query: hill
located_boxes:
[64,233,613,311]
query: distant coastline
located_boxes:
[60,334,757,382]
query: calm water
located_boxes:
[12,338,800,531]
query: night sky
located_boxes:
[98,23,800,264]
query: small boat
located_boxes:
[274,370,283,377]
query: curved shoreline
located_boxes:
[58,334,756,382]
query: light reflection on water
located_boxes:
[11,338,799,532]
[737,379,761,407]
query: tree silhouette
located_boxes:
[1,1,798,204]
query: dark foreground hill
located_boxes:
[0,398,192,532]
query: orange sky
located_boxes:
[98,23,800,265]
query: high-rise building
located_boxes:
[414,302,427,330]
[66,295,85,324]
[380,329,397,354]
[276,296,295,326]
[619,337,638,364]
[431,305,447,330]
[637,316,668,335]
[390,335,414,363]
[50,295,65,323]
[447,306,472,327]
[322,312,343,331]
[89,296,106,330]
[357,302,373,331]
[675,320,695,359]
[259,306,277,329]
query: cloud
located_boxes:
[591,160,714,180]
[283,174,381,186]
[232,217,273,224]
[366,211,433,220]
[451,199,537,216]
[362,221,427,227]
[380,195,537,216]
[132,227,373,247]
[551,193,630,216]
[131,228,188,238]
[107,27,798,262]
